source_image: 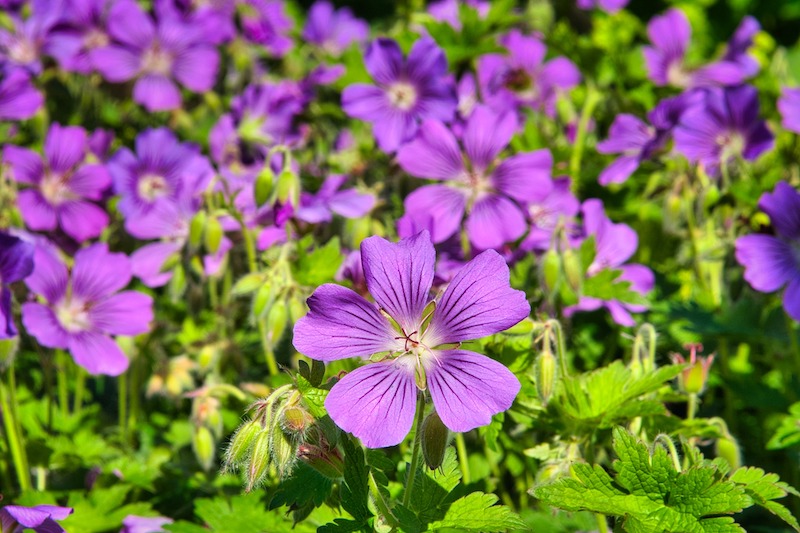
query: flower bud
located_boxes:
[298,443,344,480]
[715,433,742,471]
[189,211,206,249]
[223,419,261,472]
[272,428,298,479]
[204,216,224,255]
[254,166,275,207]
[280,406,313,439]
[421,411,450,470]
[0,337,19,371]
[192,425,216,472]
[246,429,273,491]
[672,344,714,395]
[252,281,274,319]
[288,296,307,324]
[534,348,558,406]
[276,168,300,207]
[541,249,561,293]
[561,247,583,292]
[266,300,288,344]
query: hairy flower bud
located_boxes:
[672,343,714,395]
[280,405,313,439]
[272,428,298,479]
[421,411,450,470]
[223,419,261,472]
[541,249,562,293]
[534,348,558,406]
[266,300,288,344]
[298,443,344,480]
[192,425,216,472]
[246,429,273,491]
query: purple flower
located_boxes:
[0,503,73,533]
[296,175,375,224]
[477,30,580,117]
[0,0,61,74]
[92,0,219,112]
[520,176,580,252]
[396,105,552,250]
[303,1,368,56]
[120,514,173,533]
[596,91,698,185]
[47,0,112,74]
[643,8,748,88]
[342,37,457,153]
[576,0,629,13]
[673,85,773,177]
[723,16,760,78]
[735,182,800,321]
[564,200,654,326]
[293,231,529,448]
[22,242,153,375]
[778,87,800,134]
[0,68,43,120]
[428,0,488,30]
[109,128,213,238]
[240,0,293,56]
[4,123,111,242]
[0,231,34,339]
[155,0,235,45]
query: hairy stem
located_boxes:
[402,392,426,507]
[368,471,398,528]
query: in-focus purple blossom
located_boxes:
[296,175,375,224]
[0,503,73,533]
[643,8,752,88]
[576,0,629,13]
[239,0,293,56]
[92,0,220,112]
[342,37,457,153]
[735,182,800,321]
[0,231,35,339]
[22,242,154,375]
[302,1,368,56]
[293,231,529,448]
[564,200,654,326]
[673,85,773,177]
[397,105,552,250]
[109,127,213,238]
[4,123,111,242]
[0,68,43,120]
[477,30,580,117]
[120,514,174,533]
[778,87,800,134]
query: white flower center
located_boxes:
[716,131,745,159]
[141,45,173,76]
[83,28,110,49]
[137,173,170,201]
[387,82,418,111]
[529,205,556,229]
[8,38,37,64]
[666,61,690,87]
[55,297,92,333]
[40,173,76,205]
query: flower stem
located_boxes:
[73,366,87,417]
[454,432,471,485]
[687,393,698,421]
[118,370,128,445]
[594,513,610,533]
[402,392,426,507]
[569,84,601,189]
[55,350,69,419]
[0,374,31,491]
[368,471,398,528]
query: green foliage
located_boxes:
[60,486,154,533]
[767,402,800,450]
[291,236,344,287]
[535,428,799,533]
[166,494,315,533]
[427,492,527,532]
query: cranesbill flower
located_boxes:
[428,0,488,30]
[240,0,293,56]
[673,85,773,177]
[643,8,747,88]
[735,182,800,321]
[0,503,73,533]
[397,105,552,250]
[47,0,111,74]
[0,68,43,120]
[596,91,698,185]
[778,87,800,134]
[477,30,580,117]
[722,16,761,78]
[520,176,580,252]
[22,242,153,375]
[0,0,61,75]
[564,200,654,326]
[3,123,111,242]
[576,0,629,13]
[120,514,174,533]
[293,231,530,448]
[0,231,34,339]
[155,0,235,45]
[92,0,219,112]
[296,175,375,224]
[342,37,457,153]
[302,1,368,56]
[109,128,213,238]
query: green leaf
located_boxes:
[292,237,344,287]
[767,402,800,450]
[295,373,329,418]
[427,492,527,532]
[729,467,800,531]
[583,268,648,306]
[339,435,371,524]
[270,462,334,510]
[534,428,753,533]
[188,494,314,533]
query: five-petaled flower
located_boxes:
[293,231,530,448]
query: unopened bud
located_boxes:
[272,429,298,479]
[288,296,306,324]
[298,444,344,480]
[541,249,561,292]
[223,419,261,472]
[280,406,313,439]
[534,349,558,406]
[0,337,19,370]
[193,425,216,472]
[561,248,583,292]
[246,429,273,491]
[254,167,275,207]
[204,216,224,254]
[712,419,741,470]
[276,168,300,207]
[189,211,207,249]
[252,281,274,319]
[266,300,288,343]
[421,411,450,470]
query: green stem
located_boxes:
[594,513,610,533]
[687,393,698,421]
[0,377,31,491]
[569,85,602,189]
[402,393,426,507]
[654,434,682,472]
[118,371,128,444]
[368,471,398,528]
[546,319,570,377]
[73,367,87,417]
[7,366,28,477]
[454,432,471,485]
[56,351,69,419]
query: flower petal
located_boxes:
[425,249,530,345]
[360,231,435,332]
[3,145,43,184]
[341,84,390,121]
[465,194,527,250]
[758,182,800,241]
[92,46,141,82]
[598,155,640,186]
[18,189,57,232]
[735,235,797,292]
[324,359,417,448]
[399,184,466,244]
[173,46,219,92]
[491,149,553,203]
[68,164,111,200]
[71,243,132,301]
[426,349,520,433]
[328,189,376,219]
[107,0,155,49]
[90,291,153,336]
[68,331,129,376]
[406,36,448,83]
[24,244,68,303]
[133,75,182,112]
[58,201,109,242]
[783,277,800,322]
[293,284,400,361]
[364,38,404,85]
[396,119,463,180]
[45,124,88,173]
[131,241,183,287]
[21,302,69,349]
[462,105,517,171]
